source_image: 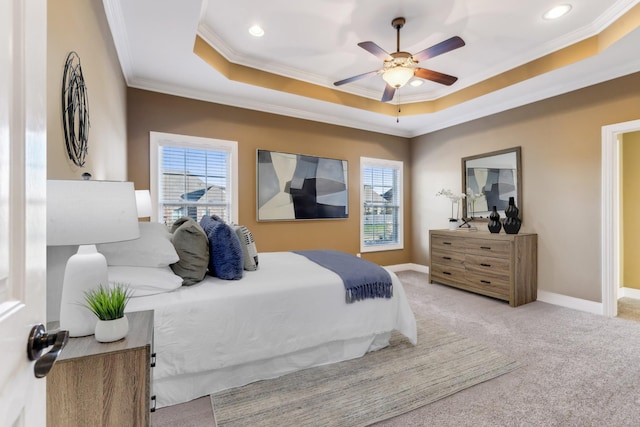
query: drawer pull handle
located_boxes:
[151,352,156,368]
[442,242,452,245]
[480,263,491,267]
[480,280,491,284]
[150,395,157,412]
[443,271,452,275]
[480,246,492,250]
[442,256,452,260]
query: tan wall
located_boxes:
[46,0,128,322]
[412,72,640,303]
[47,0,127,180]
[127,89,412,266]
[622,131,640,290]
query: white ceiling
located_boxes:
[103,0,640,137]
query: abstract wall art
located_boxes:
[257,150,348,221]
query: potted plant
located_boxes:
[83,283,132,342]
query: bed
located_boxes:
[100,221,417,408]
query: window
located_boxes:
[360,157,403,252]
[150,132,238,227]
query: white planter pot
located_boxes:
[94,315,129,343]
[449,219,458,230]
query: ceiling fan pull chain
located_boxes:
[397,91,401,123]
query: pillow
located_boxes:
[98,222,179,267]
[107,265,183,297]
[231,224,259,271]
[170,217,209,286]
[200,215,244,280]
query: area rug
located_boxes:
[210,318,519,427]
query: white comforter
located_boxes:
[126,251,416,404]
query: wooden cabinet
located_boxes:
[429,230,537,307]
[47,310,155,427]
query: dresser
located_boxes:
[47,310,155,426]
[429,230,537,307]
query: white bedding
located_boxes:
[126,251,417,407]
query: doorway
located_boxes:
[601,119,640,317]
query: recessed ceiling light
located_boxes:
[543,4,572,20]
[248,25,264,37]
[409,79,424,87]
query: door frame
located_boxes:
[601,119,640,317]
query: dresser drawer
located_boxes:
[465,271,510,295]
[431,247,465,266]
[430,263,467,286]
[465,238,511,258]
[465,254,510,278]
[431,234,466,252]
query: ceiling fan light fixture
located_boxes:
[382,66,414,88]
[543,4,572,20]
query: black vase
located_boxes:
[502,197,521,234]
[488,206,502,233]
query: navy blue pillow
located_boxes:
[200,215,244,280]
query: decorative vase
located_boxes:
[502,197,521,234]
[94,315,129,343]
[488,206,502,233]
[448,218,458,230]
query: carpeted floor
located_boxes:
[152,271,640,426]
[617,297,640,322]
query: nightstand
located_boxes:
[46,310,155,426]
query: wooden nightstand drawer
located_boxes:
[47,310,154,427]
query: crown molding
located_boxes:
[102,0,135,85]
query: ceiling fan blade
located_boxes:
[412,36,465,63]
[381,84,396,102]
[358,41,392,61]
[333,70,380,86]
[414,68,458,86]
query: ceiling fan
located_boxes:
[334,17,465,102]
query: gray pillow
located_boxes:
[170,217,209,286]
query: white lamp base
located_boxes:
[59,244,109,337]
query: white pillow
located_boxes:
[98,222,179,267]
[108,266,183,297]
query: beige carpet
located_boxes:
[210,318,519,427]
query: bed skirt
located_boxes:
[154,331,392,408]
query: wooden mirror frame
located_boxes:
[461,146,522,222]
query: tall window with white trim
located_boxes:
[150,132,238,227]
[360,157,403,252]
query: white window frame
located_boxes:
[149,131,238,224]
[360,157,404,253]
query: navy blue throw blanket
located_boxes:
[293,250,393,303]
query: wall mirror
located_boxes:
[462,146,522,221]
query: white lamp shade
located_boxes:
[382,66,414,89]
[47,180,140,246]
[135,190,153,218]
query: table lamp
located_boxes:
[47,180,140,337]
[135,189,152,218]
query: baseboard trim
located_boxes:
[385,263,429,274]
[620,287,640,299]
[537,290,603,315]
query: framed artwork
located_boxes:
[257,149,348,221]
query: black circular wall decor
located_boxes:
[61,51,90,167]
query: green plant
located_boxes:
[83,283,132,321]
